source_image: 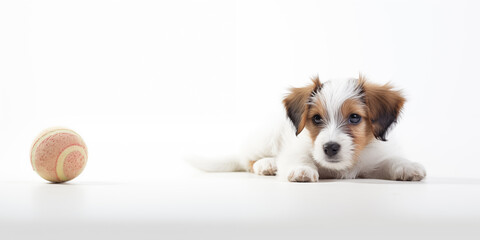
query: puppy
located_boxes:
[189,76,426,182]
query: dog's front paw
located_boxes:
[391,161,426,181]
[287,166,319,182]
[253,158,277,176]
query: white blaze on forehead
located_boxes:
[312,78,364,125]
[309,78,364,171]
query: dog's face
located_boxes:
[283,76,405,171]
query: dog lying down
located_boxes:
[189,76,426,182]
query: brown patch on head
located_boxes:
[283,76,322,135]
[360,75,406,141]
[341,98,374,155]
[303,97,328,142]
[341,98,367,119]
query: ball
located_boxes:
[30,127,88,183]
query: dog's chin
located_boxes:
[313,155,354,171]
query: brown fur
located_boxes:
[304,97,327,142]
[341,98,374,155]
[248,160,255,173]
[360,75,406,141]
[283,76,321,135]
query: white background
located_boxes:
[1,0,479,180]
[1,1,480,239]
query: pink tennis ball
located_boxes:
[30,127,88,183]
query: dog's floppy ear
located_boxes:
[283,77,322,136]
[360,76,406,141]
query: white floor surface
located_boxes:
[1,166,479,240]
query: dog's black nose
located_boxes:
[323,142,341,157]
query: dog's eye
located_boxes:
[312,114,323,125]
[349,114,361,124]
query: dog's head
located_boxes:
[283,75,405,171]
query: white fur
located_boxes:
[313,124,354,171]
[253,157,277,176]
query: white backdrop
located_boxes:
[1,0,480,182]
